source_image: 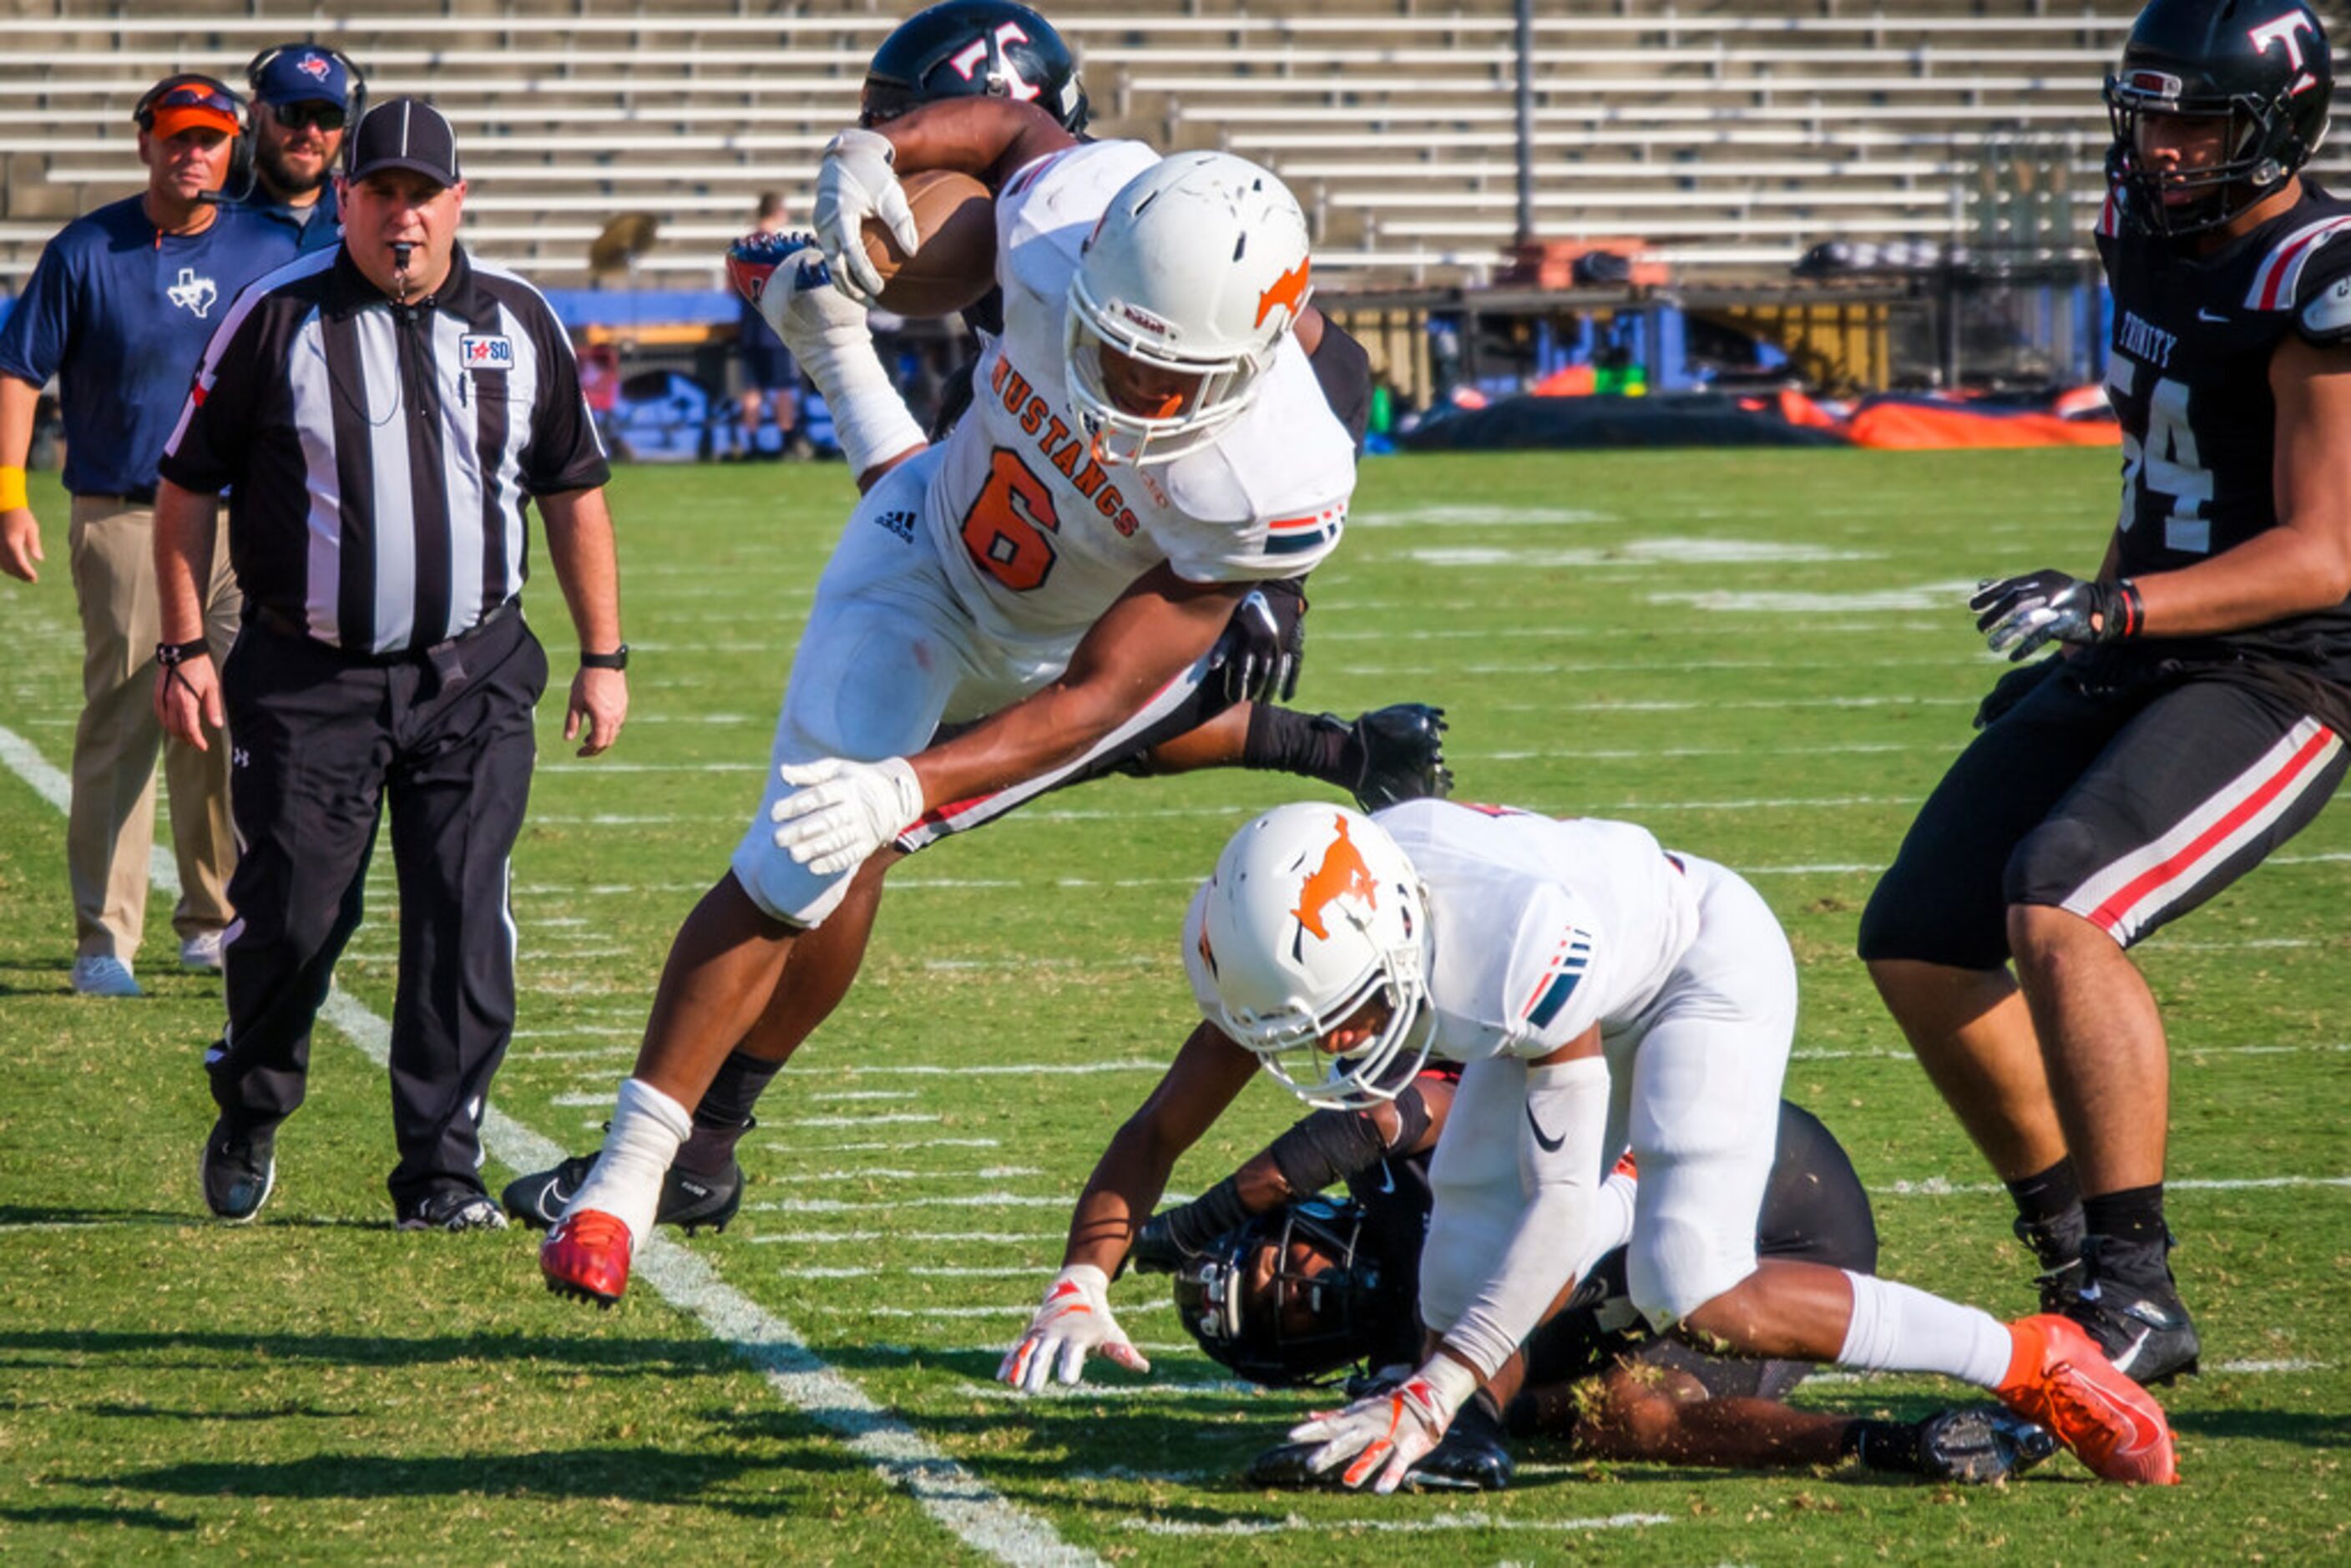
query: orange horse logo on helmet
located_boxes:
[1255,257,1311,329]
[1292,813,1377,941]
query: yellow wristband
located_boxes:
[0,466,27,513]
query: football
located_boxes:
[862,169,996,318]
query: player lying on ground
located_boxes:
[1012,801,2179,1485]
[1003,1030,2052,1488]
[533,99,1445,1301]
[1861,0,2351,1391]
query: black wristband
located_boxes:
[579,643,629,671]
[155,638,211,667]
[2107,579,2145,640]
[1267,1105,1392,1197]
[1163,1175,1253,1254]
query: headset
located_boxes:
[132,73,255,205]
[241,42,371,188]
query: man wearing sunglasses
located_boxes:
[238,44,358,251]
[0,73,301,997]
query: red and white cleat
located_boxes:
[541,1208,634,1308]
[1997,1313,2179,1485]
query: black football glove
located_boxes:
[1972,656,2063,731]
[1209,584,1307,706]
[1969,570,2144,662]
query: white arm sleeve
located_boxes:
[1436,1055,1612,1380]
[1573,1166,1639,1281]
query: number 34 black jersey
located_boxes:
[2097,180,2351,673]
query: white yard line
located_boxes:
[1117,1510,1673,1539]
[0,722,1096,1568]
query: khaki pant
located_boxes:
[65,497,239,960]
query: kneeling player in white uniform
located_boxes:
[538,99,1410,1306]
[1113,802,2179,1485]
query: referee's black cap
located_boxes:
[346,98,461,186]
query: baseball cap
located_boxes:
[253,45,351,109]
[346,99,462,187]
[142,78,240,141]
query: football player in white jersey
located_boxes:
[538,98,1406,1306]
[1014,801,2181,1487]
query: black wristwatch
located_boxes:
[579,644,629,671]
[155,638,211,666]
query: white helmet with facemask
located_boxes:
[1183,803,1433,1109]
[1064,151,1312,466]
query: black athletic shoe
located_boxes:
[2065,1244,2202,1387]
[1914,1405,2060,1485]
[397,1189,508,1232]
[200,1117,277,1222]
[1346,703,1453,812]
[2015,1214,2088,1314]
[1244,1397,1514,1493]
[501,1152,745,1236]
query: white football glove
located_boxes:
[768,756,924,876]
[812,128,919,306]
[998,1263,1151,1394]
[1286,1355,1479,1495]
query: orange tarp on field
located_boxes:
[1845,401,2121,450]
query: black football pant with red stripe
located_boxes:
[1859,653,2348,969]
[208,612,547,1212]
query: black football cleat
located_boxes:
[1344,703,1453,812]
[502,1152,744,1237]
[397,1189,508,1232]
[1914,1405,2060,1485]
[200,1116,276,1223]
[1244,1398,1514,1493]
[2066,1281,2202,1387]
[2014,1214,2088,1314]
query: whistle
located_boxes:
[392,242,414,268]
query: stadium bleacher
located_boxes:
[0,3,2341,288]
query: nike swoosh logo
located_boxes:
[2198,309,2229,322]
[2110,1326,2154,1374]
[1525,1103,1566,1153]
[1373,1163,1396,1194]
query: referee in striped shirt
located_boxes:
[153,99,628,1232]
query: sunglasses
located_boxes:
[271,102,346,132]
[151,82,240,119]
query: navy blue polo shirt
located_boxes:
[0,195,302,498]
[238,180,341,255]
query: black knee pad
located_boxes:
[2003,815,2105,911]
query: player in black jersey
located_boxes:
[1177,1102,2050,1490]
[1860,0,2350,1391]
[994,1027,2053,1488]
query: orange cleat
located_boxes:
[1997,1313,2178,1485]
[541,1208,634,1308]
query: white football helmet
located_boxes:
[1182,803,1433,1109]
[1064,150,1312,466]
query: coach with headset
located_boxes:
[0,73,301,997]
[153,99,629,1232]
[235,41,365,250]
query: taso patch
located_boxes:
[2299,273,2351,339]
[459,334,514,371]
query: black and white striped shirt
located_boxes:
[160,244,608,655]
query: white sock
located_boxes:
[1836,1271,2015,1389]
[564,1077,693,1247]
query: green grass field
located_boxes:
[3,448,2344,1563]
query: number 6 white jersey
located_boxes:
[923,139,1356,656]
